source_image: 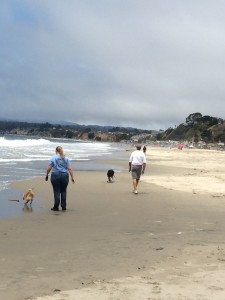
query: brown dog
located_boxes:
[22,189,35,205]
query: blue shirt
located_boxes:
[49,154,70,173]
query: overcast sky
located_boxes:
[1,1,225,130]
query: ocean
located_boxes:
[0,135,127,218]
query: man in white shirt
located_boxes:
[129,144,146,194]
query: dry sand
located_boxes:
[143,147,225,197]
[1,147,225,299]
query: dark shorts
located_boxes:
[131,165,142,180]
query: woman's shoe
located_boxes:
[51,207,59,211]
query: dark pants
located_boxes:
[51,172,69,209]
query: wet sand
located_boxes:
[1,147,225,299]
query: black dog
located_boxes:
[107,169,115,183]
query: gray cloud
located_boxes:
[0,0,225,129]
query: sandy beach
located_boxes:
[1,146,225,299]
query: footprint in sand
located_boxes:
[152,285,161,294]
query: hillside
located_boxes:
[0,120,152,143]
[157,113,225,144]
[1,113,224,144]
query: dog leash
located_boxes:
[31,177,45,190]
[8,199,20,202]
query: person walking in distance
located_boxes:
[45,146,75,211]
[129,144,146,194]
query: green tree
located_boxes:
[186,113,202,126]
[88,132,95,139]
[65,130,74,138]
[201,129,212,143]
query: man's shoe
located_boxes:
[51,207,59,211]
[62,207,66,211]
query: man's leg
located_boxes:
[136,179,139,188]
[132,168,139,193]
[133,179,139,194]
[132,178,137,191]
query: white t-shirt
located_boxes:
[129,150,146,166]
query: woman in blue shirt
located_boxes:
[46,146,75,211]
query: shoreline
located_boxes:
[0,146,129,219]
[1,147,225,299]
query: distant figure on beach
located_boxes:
[178,143,184,150]
[22,188,35,205]
[45,146,75,211]
[129,144,146,194]
[143,145,147,154]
